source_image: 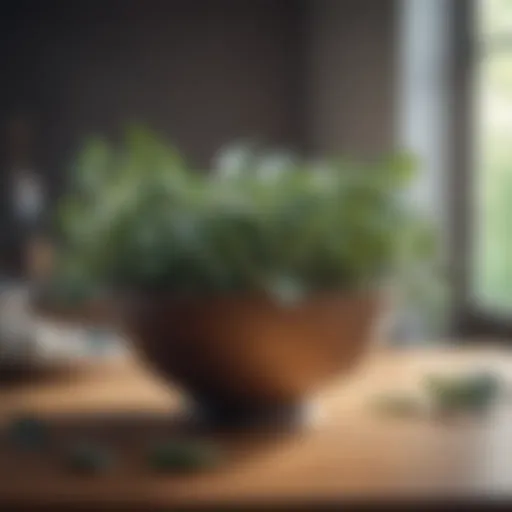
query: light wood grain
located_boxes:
[1,344,512,507]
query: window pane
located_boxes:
[478,0,512,39]
[473,41,512,311]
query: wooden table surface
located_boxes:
[1,344,512,507]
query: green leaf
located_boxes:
[53,127,437,302]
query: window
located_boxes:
[472,0,512,315]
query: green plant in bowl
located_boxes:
[49,127,434,298]
[40,126,438,426]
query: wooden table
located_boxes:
[1,345,512,508]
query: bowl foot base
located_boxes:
[187,400,314,431]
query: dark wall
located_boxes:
[0,0,396,190]
[305,0,396,157]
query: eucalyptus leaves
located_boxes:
[53,127,435,302]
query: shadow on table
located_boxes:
[0,409,307,481]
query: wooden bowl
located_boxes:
[119,292,382,424]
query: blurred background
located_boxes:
[3,4,512,505]
[0,0,510,352]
